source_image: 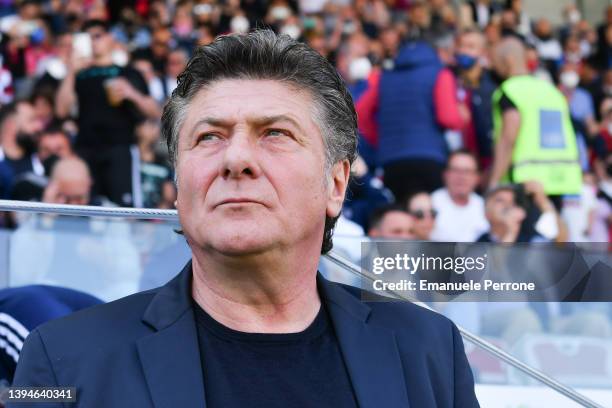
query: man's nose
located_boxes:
[220,132,261,179]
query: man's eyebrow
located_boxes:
[188,115,305,135]
[251,115,305,133]
[188,117,233,136]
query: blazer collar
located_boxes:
[138,262,410,408]
[141,260,194,331]
[319,273,411,408]
[138,260,206,408]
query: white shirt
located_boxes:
[430,188,489,242]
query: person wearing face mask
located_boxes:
[454,28,496,170]
[488,37,582,210]
[558,63,599,171]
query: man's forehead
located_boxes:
[182,79,316,129]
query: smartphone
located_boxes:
[72,32,92,60]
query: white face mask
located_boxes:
[270,6,291,21]
[111,49,128,67]
[348,57,372,81]
[230,16,250,34]
[560,70,579,89]
[281,24,301,40]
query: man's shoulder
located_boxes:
[330,281,455,334]
[33,287,160,351]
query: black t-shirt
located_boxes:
[74,65,149,148]
[193,301,359,408]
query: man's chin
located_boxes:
[205,229,278,257]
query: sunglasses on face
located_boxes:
[410,209,437,220]
[90,32,106,41]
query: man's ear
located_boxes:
[326,159,351,218]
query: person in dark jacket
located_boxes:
[357,40,467,204]
[0,285,101,386]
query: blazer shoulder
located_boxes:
[336,282,455,333]
[34,288,159,350]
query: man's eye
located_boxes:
[265,129,289,138]
[197,133,222,143]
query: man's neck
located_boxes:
[449,191,470,206]
[190,247,321,334]
[463,66,482,87]
[93,55,114,67]
[509,66,529,77]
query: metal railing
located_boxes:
[0,199,605,408]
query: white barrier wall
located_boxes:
[475,384,612,407]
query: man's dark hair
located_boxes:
[161,29,358,254]
[367,204,409,233]
[82,19,110,33]
[41,122,71,140]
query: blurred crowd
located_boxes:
[0,0,609,244]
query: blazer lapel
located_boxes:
[319,276,411,408]
[137,261,206,408]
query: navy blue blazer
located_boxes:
[10,262,479,407]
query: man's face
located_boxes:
[87,27,112,59]
[16,102,43,135]
[457,32,484,59]
[166,51,187,78]
[485,189,523,226]
[152,29,171,59]
[175,79,349,256]
[370,211,415,240]
[38,133,72,162]
[54,177,90,205]
[444,154,479,199]
[407,193,435,240]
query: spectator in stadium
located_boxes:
[478,184,526,243]
[407,191,437,241]
[131,53,165,104]
[431,149,488,242]
[162,47,189,99]
[0,285,101,385]
[558,62,599,170]
[460,0,500,30]
[530,18,562,70]
[367,204,415,240]
[55,19,160,207]
[10,125,74,202]
[13,30,479,408]
[357,40,467,204]
[591,152,612,242]
[37,125,73,170]
[0,101,44,187]
[488,37,582,209]
[134,119,172,209]
[559,62,599,139]
[454,28,496,169]
[42,156,92,206]
[478,181,564,243]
